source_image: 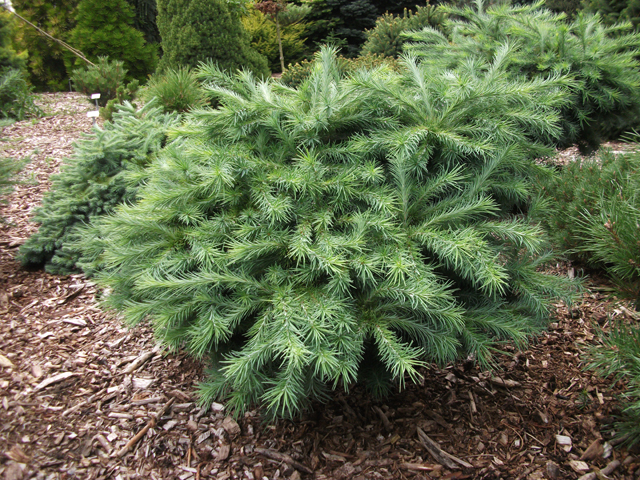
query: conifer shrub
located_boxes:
[535,150,640,300]
[141,67,206,113]
[101,80,140,121]
[0,68,41,120]
[588,320,640,447]
[404,1,640,151]
[361,4,446,58]
[86,47,577,417]
[12,0,79,92]
[156,0,270,78]
[19,100,181,274]
[70,57,127,108]
[0,156,27,203]
[281,53,399,88]
[242,7,308,73]
[0,7,26,72]
[66,0,158,82]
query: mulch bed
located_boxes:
[1,93,639,480]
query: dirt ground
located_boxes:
[1,93,639,480]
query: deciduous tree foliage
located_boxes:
[86,47,576,418]
[156,0,269,77]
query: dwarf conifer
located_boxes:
[86,46,577,418]
[156,0,269,78]
[20,101,180,274]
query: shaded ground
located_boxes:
[1,93,639,480]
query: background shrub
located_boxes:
[156,0,269,78]
[141,66,206,113]
[535,149,640,301]
[12,0,78,92]
[361,4,447,59]
[86,47,576,418]
[0,68,42,120]
[65,0,158,83]
[281,52,400,88]
[404,2,640,152]
[19,100,181,274]
[242,7,308,73]
[70,57,126,107]
[0,7,26,72]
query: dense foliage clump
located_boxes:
[361,4,446,59]
[0,8,26,72]
[66,0,158,82]
[281,53,399,88]
[0,68,41,120]
[85,48,576,418]
[404,0,640,151]
[70,57,128,107]
[19,101,181,274]
[156,0,269,78]
[242,6,308,73]
[12,0,79,92]
[535,150,640,300]
[142,66,206,113]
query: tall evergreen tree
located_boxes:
[85,47,576,418]
[583,0,640,26]
[156,0,269,77]
[66,0,158,83]
[13,0,79,91]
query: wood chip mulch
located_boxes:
[1,93,639,480]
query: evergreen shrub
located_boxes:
[588,320,640,447]
[0,8,26,72]
[19,100,181,274]
[0,68,41,120]
[535,149,640,300]
[156,0,269,78]
[361,4,446,58]
[281,53,399,88]
[0,156,27,203]
[13,0,79,92]
[87,47,577,418]
[66,0,158,82]
[70,57,127,107]
[404,1,640,151]
[242,7,308,73]
[141,67,206,113]
[101,80,140,121]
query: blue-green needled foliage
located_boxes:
[19,101,181,274]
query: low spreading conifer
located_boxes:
[19,101,181,274]
[86,47,577,418]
